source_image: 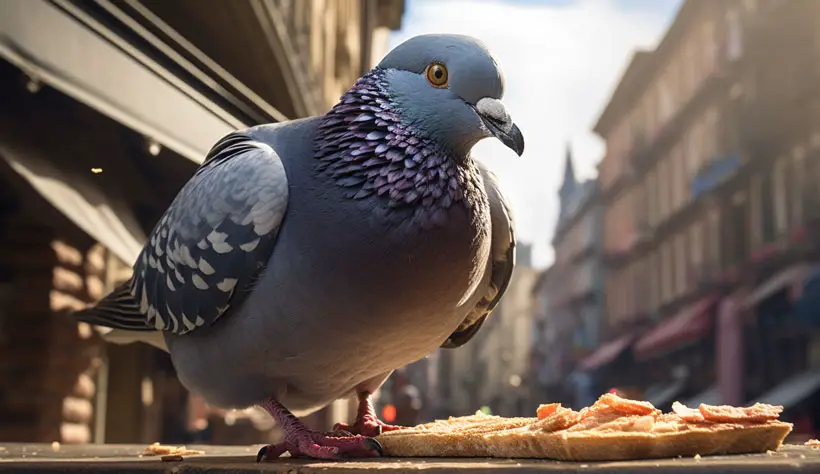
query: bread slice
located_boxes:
[376,394,794,461]
[484,420,793,461]
[376,412,537,457]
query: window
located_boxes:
[605,281,615,325]
[661,242,672,303]
[632,260,643,316]
[683,39,696,100]
[727,192,748,267]
[658,161,669,221]
[708,208,720,267]
[792,148,805,224]
[750,175,762,247]
[675,233,687,296]
[647,170,658,226]
[773,158,788,234]
[643,95,655,139]
[726,8,743,61]
[659,77,673,124]
[648,251,659,312]
[635,180,648,231]
[704,107,719,162]
[672,146,685,210]
[690,220,704,275]
[760,171,776,243]
[687,123,703,178]
[702,20,717,77]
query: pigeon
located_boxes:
[73,34,524,460]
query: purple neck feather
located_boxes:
[315,69,484,229]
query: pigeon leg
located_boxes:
[333,391,403,437]
[256,396,383,461]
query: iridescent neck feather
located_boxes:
[315,69,484,229]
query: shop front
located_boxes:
[577,334,636,404]
[742,262,820,441]
[632,296,720,411]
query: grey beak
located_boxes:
[481,117,525,157]
[475,98,525,156]
[496,122,525,156]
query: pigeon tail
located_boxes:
[71,280,153,332]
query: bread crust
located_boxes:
[485,421,793,461]
[376,396,793,461]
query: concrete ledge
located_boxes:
[1,443,819,473]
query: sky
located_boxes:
[386,0,683,268]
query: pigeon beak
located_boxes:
[475,98,525,157]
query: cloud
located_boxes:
[387,0,679,267]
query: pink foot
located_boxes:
[256,397,382,461]
[256,430,382,461]
[332,391,405,437]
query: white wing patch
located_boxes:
[129,133,290,335]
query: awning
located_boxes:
[634,296,718,359]
[682,386,721,407]
[0,143,145,265]
[755,369,820,409]
[578,335,633,371]
[744,263,811,309]
[0,0,240,164]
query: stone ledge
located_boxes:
[1,443,819,473]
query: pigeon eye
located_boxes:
[425,62,448,88]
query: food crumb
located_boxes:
[806,439,820,448]
[766,450,775,456]
[143,442,204,456]
[51,442,60,452]
[161,454,184,462]
[693,454,701,461]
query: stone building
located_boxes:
[591,0,753,407]
[590,0,820,439]
[0,0,403,445]
[529,146,604,409]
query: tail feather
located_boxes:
[97,327,169,352]
[72,280,153,332]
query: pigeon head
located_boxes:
[315,34,520,227]
[377,34,525,158]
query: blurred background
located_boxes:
[0,0,818,449]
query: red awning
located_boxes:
[579,335,633,371]
[634,296,718,359]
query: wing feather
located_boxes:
[73,132,289,336]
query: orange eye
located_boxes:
[425,62,448,88]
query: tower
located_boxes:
[558,141,577,221]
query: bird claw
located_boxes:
[256,432,383,461]
[334,419,403,438]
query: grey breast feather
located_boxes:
[441,160,516,349]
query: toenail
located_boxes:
[256,446,268,463]
[365,438,384,457]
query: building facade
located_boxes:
[587,0,820,439]
[531,146,604,409]
[590,0,739,407]
[0,0,403,445]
